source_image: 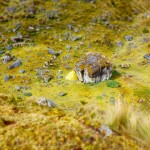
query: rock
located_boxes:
[66,45,72,50]
[11,32,23,43]
[15,86,21,91]
[0,50,4,54]
[58,70,63,74]
[13,22,21,32]
[124,35,133,41]
[7,45,13,51]
[144,53,150,60]
[99,125,113,138]
[19,70,26,74]
[116,41,124,47]
[68,24,74,30]
[59,92,67,96]
[66,70,78,81]
[75,52,112,83]
[36,68,53,83]
[38,97,57,108]
[120,64,130,69]
[2,54,13,64]
[48,48,60,56]
[8,59,22,69]
[6,7,16,13]
[71,35,82,41]
[4,75,13,82]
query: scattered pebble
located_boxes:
[59,92,67,96]
[99,125,113,138]
[4,75,13,82]
[38,97,57,108]
[124,35,133,41]
[8,59,22,69]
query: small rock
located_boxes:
[68,24,74,30]
[120,64,130,69]
[66,45,72,50]
[11,32,23,43]
[38,97,57,108]
[58,70,63,74]
[15,86,21,91]
[4,75,13,82]
[144,53,150,60]
[19,70,26,74]
[59,92,67,96]
[116,41,124,47]
[48,48,60,56]
[6,7,16,13]
[8,59,22,69]
[36,68,53,83]
[99,125,113,138]
[13,22,21,32]
[7,45,13,51]
[0,50,4,54]
[124,35,133,41]
[71,36,82,41]
[2,54,13,64]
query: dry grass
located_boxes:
[105,101,150,146]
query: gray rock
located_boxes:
[36,68,53,83]
[116,41,124,47]
[7,45,13,51]
[38,97,57,108]
[144,53,150,60]
[11,32,23,43]
[75,52,112,83]
[6,7,16,13]
[124,35,133,41]
[99,125,113,138]
[2,54,13,64]
[4,75,13,82]
[71,35,82,41]
[8,59,22,69]
[13,22,21,32]
[0,50,4,54]
[66,45,72,50]
[48,48,60,56]
[59,92,67,96]
[19,69,26,74]
[58,70,63,74]
[15,86,21,91]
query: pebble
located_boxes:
[116,41,124,47]
[15,86,21,91]
[4,75,13,82]
[59,92,67,96]
[48,48,60,56]
[7,45,13,51]
[58,70,63,74]
[38,97,57,108]
[2,54,13,64]
[144,53,150,60]
[19,70,26,74]
[124,35,133,41]
[8,59,22,69]
[99,125,113,138]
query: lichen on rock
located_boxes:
[75,52,112,83]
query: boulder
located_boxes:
[75,52,112,83]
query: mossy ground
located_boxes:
[0,0,150,149]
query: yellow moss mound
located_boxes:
[66,71,78,81]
